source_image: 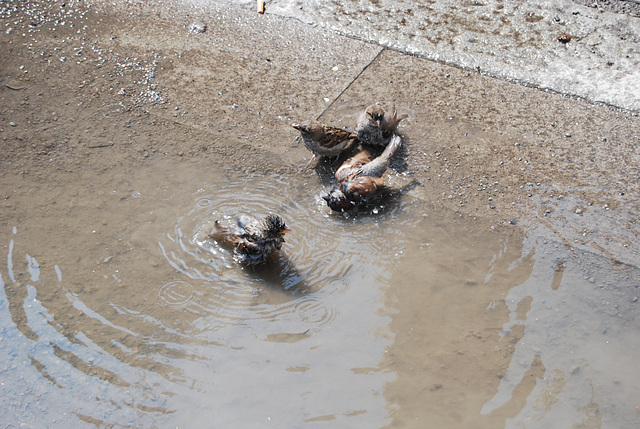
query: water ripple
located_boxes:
[158,280,197,308]
[158,174,372,331]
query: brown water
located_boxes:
[2,156,639,428]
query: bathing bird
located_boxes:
[323,133,402,211]
[208,213,291,265]
[355,103,407,147]
[292,120,358,166]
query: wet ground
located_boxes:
[1,0,639,428]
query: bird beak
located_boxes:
[322,195,331,202]
[292,123,301,130]
[281,227,292,234]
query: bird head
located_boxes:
[365,104,385,127]
[292,120,321,135]
[323,188,355,212]
[262,214,292,240]
[293,120,327,142]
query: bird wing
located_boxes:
[227,235,259,252]
[335,150,373,181]
[208,220,231,239]
[322,126,357,148]
[342,176,385,197]
[359,134,402,177]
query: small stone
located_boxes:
[189,21,207,33]
[9,122,17,127]
[588,277,595,283]
[575,208,583,215]
[632,297,638,303]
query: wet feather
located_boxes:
[323,134,402,211]
[355,103,408,147]
[209,214,291,265]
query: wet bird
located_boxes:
[292,120,358,166]
[208,214,291,265]
[355,103,408,147]
[323,133,402,211]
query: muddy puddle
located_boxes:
[2,0,640,428]
[1,154,639,428]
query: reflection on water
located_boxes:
[380,190,639,428]
[1,159,638,428]
[483,225,640,429]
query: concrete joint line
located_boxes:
[316,48,385,120]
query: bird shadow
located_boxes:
[311,149,356,185]
[240,251,314,297]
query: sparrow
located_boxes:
[323,133,402,211]
[208,214,291,265]
[355,103,408,146]
[292,120,357,165]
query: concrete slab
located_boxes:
[211,0,640,112]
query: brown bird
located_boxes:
[355,103,408,146]
[292,120,357,166]
[323,133,402,211]
[208,214,291,265]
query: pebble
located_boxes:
[575,208,583,214]
[189,21,207,33]
[9,122,17,127]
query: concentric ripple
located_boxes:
[157,172,413,333]
[158,280,197,308]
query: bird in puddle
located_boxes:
[292,120,358,166]
[207,213,291,265]
[355,102,408,147]
[323,133,402,211]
